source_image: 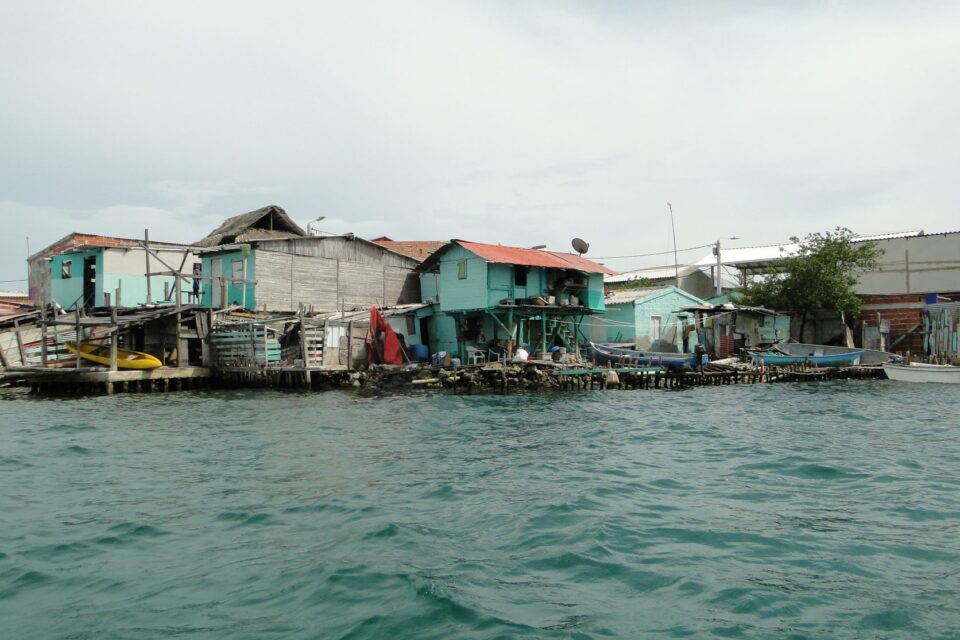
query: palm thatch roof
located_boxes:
[194,205,307,247]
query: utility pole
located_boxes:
[715,239,723,297]
[714,237,740,297]
[667,202,679,288]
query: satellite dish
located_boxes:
[571,238,590,256]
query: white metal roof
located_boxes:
[605,264,698,283]
[604,287,670,304]
[693,230,929,269]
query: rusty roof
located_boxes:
[458,241,615,274]
[418,240,615,274]
[372,239,445,261]
[29,233,192,261]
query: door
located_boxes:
[83,256,97,310]
[211,259,223,308]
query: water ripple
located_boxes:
[1,383,959,638]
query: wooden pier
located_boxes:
[22,366,212,395]
[6,357,887,396]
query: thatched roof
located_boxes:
[194,205,307,247]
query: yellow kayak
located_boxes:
[65,341,163,370]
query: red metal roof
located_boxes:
[29,232,191,261]
[456,240,615,274]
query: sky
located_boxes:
[2,0,958,288]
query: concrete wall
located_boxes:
[102,247,197,307]
[594,287,705,351]
[856,233,960,295]
[49,251,97,310]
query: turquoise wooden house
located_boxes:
[416,240,615,361]
[194,206,422,312]
[592,286,708,352]
[31,234,197,311]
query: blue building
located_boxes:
[416,240,614,360]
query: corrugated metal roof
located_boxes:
[604,287,669,304]
[857,230,923,241]
[456,240,615,274]
[29,233,191,261]
[693,244,799,267]
[692,230,933,269]
[606,264,698,283]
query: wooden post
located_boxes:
[263,324,269,369]
[40,306,48,367]
[176,311,186,368]
[299,308,309,366]
[347,321,354,370]
[249,322,257,369]
[13,319,27,366]
[144,229,152,304]
[110,306,118,372]
[175,256,183,311]
[74,308,82,369]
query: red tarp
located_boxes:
[366,306,403,365]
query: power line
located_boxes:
[0,278,27,283]
[592,243,715,260]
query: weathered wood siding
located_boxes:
[256,236,415,268]
[253,251,294,311]
[248,239,420,312]
[292,256,339,309]
[338,261,386,308]
[385,267,420,305]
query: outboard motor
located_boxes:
[694,344,708,370]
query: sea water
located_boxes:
[1,382,958,639]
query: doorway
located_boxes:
[83,256,97,310]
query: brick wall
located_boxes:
[858,294,924,354]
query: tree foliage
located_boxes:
[738,227,882,324]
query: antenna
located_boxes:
[571,238,589,256]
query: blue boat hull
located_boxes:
[589,343,698,371]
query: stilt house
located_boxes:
[195,206,422,312]
[415,240,614,362]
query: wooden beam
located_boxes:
[13,318,27,365]
[144,229,152,304]
[74,307,82,369]
[110,306,118,372]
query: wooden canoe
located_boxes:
[65,341,163,370]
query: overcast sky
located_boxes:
[2,0,958,287]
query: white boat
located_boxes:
[882,362,960,384]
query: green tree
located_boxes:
[738,227,882,340]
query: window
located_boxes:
[514,266,528,286]
[232,259,244,282]
[61,261,72,279]
[651,316,662,341]
[457,259,468,279]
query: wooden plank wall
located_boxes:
[292,256,338,308]
[338,262,386,308]
[256,237,416,268]
[255,247,418,312]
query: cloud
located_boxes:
[1,1,958,283]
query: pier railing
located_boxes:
[208,322,282,369]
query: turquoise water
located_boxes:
[1,382,959,639]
